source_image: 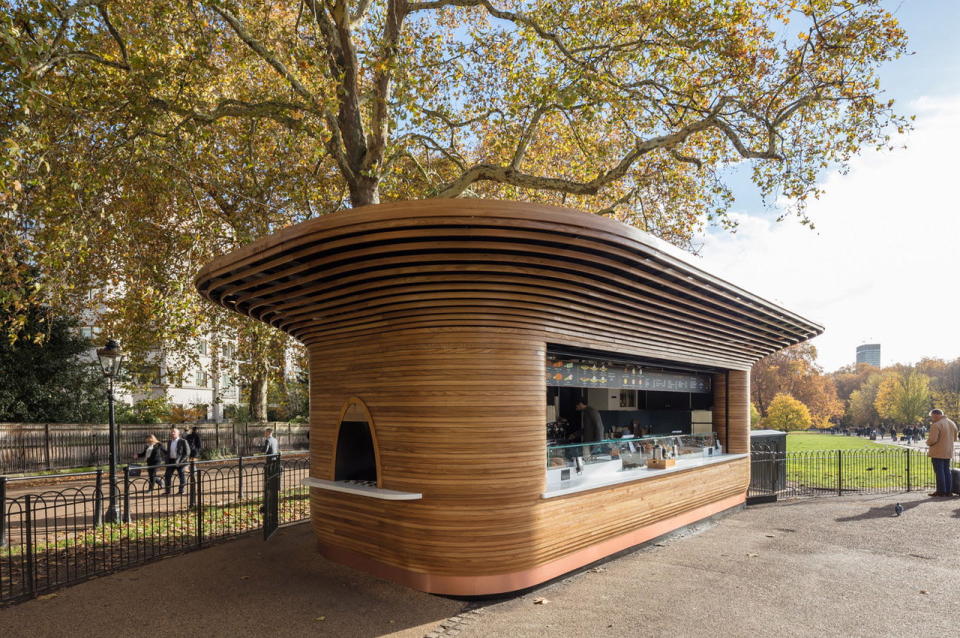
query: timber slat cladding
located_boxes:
[196,200,821,371]
[712,373,729,449]
[726,370,751,454]
[196,200,821,593]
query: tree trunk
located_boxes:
[210,332,223,423]
[249,374,268,422]
[348,176,380,207]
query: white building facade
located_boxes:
[81,325,242,422]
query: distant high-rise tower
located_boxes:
[856,343,881,367]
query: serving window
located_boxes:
[545,350,714,445]
[334,420,377,484]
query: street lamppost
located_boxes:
[97,339,124,524]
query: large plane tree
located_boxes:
[2,0,909,416]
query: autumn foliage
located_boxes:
[763,393,813,432]
[752,344,842,429]
[0,1,912,416]
[753,348,959,430]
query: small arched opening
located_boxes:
[333,398,380,486]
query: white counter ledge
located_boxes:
[541,453,748,499]
[302,477,422,500]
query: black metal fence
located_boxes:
[0,453,309,605]
[0,422,309,474]
[748,448,959,502]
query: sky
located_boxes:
[692,0,960,373]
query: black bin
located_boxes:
[749,429,787,503]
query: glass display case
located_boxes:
[545,432,729,495]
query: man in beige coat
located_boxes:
[925,409,958,497]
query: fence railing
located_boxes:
[0,422,309,474]
[749,448,959,502]
[0,453,309,605]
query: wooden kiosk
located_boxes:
[196,200,822,595]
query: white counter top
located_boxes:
[541,453,748,499]
[302,477,422,500]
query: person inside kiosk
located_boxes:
[574,399,604,443]
[545,353,728,495]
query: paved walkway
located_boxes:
[457,492,960,638]
[3,493,959,637]
[0,524,465,638]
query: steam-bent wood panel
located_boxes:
[196,200,823,371]
[196,199,822,594]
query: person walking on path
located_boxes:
[263,428,280,456]
[185,426,203,460]
[134,434,165,491]
[164,427,191,495]
[925,409,958,497]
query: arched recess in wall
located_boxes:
[332,397,382,487]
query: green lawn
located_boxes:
[753,432,938,492]
[786,432,895,452]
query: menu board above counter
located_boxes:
[546,356,711,393]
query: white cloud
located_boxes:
[693,95,960,372]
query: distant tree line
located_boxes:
[751,344,959,432]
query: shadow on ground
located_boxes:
[833,494,955,521]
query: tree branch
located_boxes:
[669,148,703,168]
[210,2,356,184]
[96,4,129,69]
[363,0,407,173]
[435,110,720,198]
[407,0,584,68]
[206,3,320,110]
[510,105,546,169]
[420,106,505,129]
[30,49,129,75]
[594,187,639,216]
[712,118,782,161]
[394,132,467,169]
[148,96,314,132]
[350,0,376,27]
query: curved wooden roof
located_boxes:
[195,199,822,370]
